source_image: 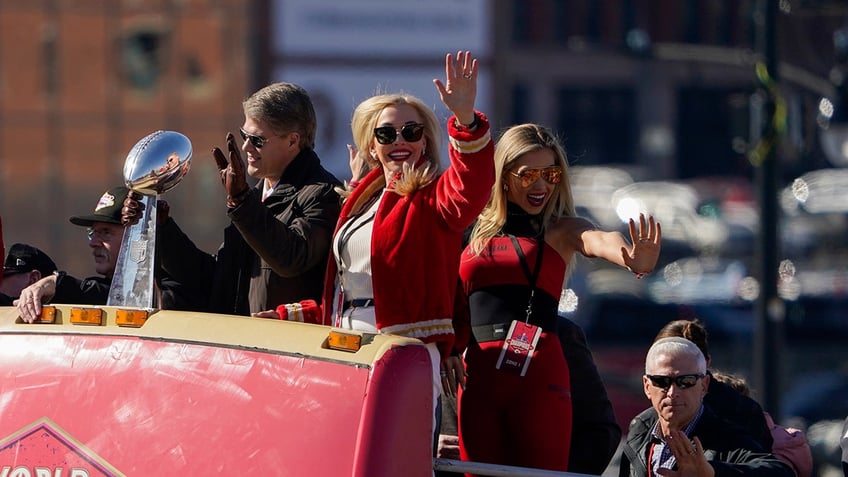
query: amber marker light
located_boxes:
[35,305,57,323]
[115,309,149,327]
[327,330,362,352]
[69,307,103,325]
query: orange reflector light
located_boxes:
[36,306,57,323]
[116,308,149,327]
[69,307,103,325]
[327,330,362,352]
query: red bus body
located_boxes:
[0,305,434,476]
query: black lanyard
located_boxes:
[508,235,544,323]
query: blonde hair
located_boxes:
[468,123,576,255]
[346,93,442,202]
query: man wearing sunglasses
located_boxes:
[619,337,792,477]
[122,82,341,315]
[655,319,774,452]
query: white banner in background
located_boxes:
[274,0,491,56]
[270,0,493,179]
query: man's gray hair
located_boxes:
[645,337,707,374]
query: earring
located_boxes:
[503,183,509,192]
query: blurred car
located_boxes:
[611,181,730,261]
[781,370,848,426]
[781,168,848,216]
[781,370,848,477]
[780,168,848,259]
[686,176,758,259]
[569,165,638,231]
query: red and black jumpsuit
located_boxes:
[457,232,573,473]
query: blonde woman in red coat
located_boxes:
[257,51,495,449]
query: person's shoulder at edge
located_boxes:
[705,375,773,448]
[296,148,343,186]
[695,404,779,456]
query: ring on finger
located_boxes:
[463,73,472,79]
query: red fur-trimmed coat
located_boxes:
[318,113,493,358]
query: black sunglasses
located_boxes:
[645,374,705,390]
[373,123,425,145]
[239,127,271,149]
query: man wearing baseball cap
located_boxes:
[1,243,58,306]
[15,186,201,322]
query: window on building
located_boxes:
[510,84,531,125]
[677,87,753,178]
[556,88,636,166]
[122,28,165,91]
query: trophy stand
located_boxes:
[106,130,192,309]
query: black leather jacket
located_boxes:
[619,405,793,477]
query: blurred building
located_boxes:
[489,0,845,180]
[1,0,845,283]
[2,1,846,473]
[0,0,254,275]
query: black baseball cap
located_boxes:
[69,185,128,227]
[3,243,58,276]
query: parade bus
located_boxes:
[0,304,436,476]
[0,304,578,477]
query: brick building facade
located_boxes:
[0,0,256,276]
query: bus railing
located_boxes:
[433,458,600,477]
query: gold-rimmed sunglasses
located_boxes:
[508,166,563,188]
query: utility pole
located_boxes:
[751,0,784,417]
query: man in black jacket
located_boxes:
[619,337,793,477]
[123,82,341,315]
[15,186,202,321]
[654,318,774,452]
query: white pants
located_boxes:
[341,306,443,446]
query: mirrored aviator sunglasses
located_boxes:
[373,124,425,145]
[510,166,563,188]
[646,373,704,390]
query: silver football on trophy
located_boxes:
[123,130,192,194]
[109,130,192,309]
